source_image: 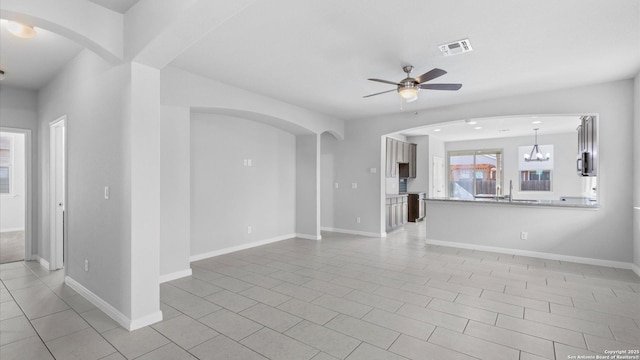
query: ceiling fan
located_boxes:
[364,65,462,101]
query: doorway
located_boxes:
[0,131,27,264]
[50,116,66,270]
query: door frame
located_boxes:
[49,116,66,270]
[0,127,33,263]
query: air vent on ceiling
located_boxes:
[439,38,473,56]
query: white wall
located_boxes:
[330,79,634,263]
[0,133,25,231]
[444,132,582,201]
[321,132,337,229]
[296,134,320,239]
[38,50,163,329]
[160,106,191,279]
[634,73,640,272]
[38,49,133,315]
[190,112,296,257]
[0,86,38,254]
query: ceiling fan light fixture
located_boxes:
[6,21,37,38]
[398,85,419,100]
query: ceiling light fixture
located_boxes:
[465,119,477,125]
[524,128,550,162]
[398,84,419,100]
[6,21,37,38]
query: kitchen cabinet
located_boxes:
[386,138,397,177]
[408,192,426,222]
[397,141,408,163]
[386,137,417,179]
[386,194,408,232]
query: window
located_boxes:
[518,144,554,192]
[448,149,503,199]
[520,170,552,191]
[0,134,12,194]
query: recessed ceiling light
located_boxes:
[6,21,37,38]
[474,126,482,130]
[465,119,477,125]
[433,129,441,132]
[532,120,541,124]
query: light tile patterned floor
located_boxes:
[1,223,639,359]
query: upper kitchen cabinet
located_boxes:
[386,137,397,177]
[386,137,417,179]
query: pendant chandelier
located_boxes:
[523,128,550,162]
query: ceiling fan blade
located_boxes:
[419,83,462,91]
[363,89,396,98]
[368,78,400,86]
[415,68,447,84]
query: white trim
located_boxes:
[1,127,33,268]
[189,234,295,262]
[33,255,50,270]
[632,264,640,278]
[320,227,384,238]
[425,238,633,270]
[0,227,25,233]
[49,116,66,270]
[65,276,162,331]
[296,233,322,241]
[159,268,193,283]
[129,311,163,331]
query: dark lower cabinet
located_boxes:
[408,192,426,222]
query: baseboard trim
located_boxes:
[159,268,193,284]
[65,276,162,331]
[33,256,50,270]
[320,227,383,238]
[632,263,640,278]
[296,233,321,241]
[425,239,634,270]
[190,234,296,262]
[0,228,25,233]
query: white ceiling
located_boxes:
[169,0,640,120]
[0,20,82,90]
[1,0,638,121]
[87,0,139,14]
[399,115,582,142]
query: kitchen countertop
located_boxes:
[425,197,599,209]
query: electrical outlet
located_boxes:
[247,226,252,234]
[370,167,377,174]
[243,159,248,166]
[356,217,361,223]
[334,182,339,189]
[520,232,528,240]
[247,159,252,167]
[351,183,358,189]
[84,259,89,272]
[104,186,110,200]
